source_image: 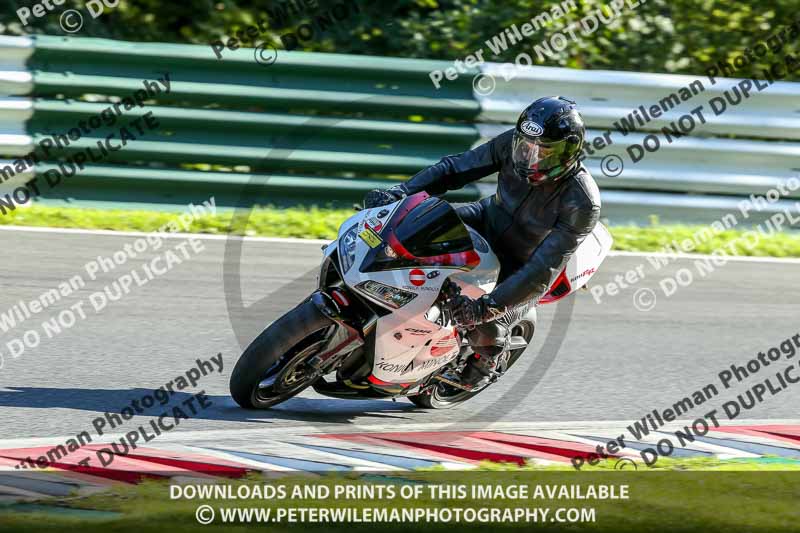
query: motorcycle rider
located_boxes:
[364,96,601,388]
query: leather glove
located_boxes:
[363,184,408,209]
[451,294,507,328]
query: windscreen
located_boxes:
[393,197,473,257]
[358,195,478,273]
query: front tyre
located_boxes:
[409,318,535,409]
[230,300,334,409]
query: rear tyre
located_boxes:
[409,318,535,409]
[230,299,334,409]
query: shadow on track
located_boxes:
[0,387,418,426]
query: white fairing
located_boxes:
[539,221,613,303]
[332,199,612,384]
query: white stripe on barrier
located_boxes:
[476,123,800,191]
[0,133,34,156]
[0,36,34,96]
[476,62,800,139]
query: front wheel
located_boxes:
[409,318,535,409]
[230,300,334,409]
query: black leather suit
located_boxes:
[403,128,602,310]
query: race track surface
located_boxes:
[1,226,798,441]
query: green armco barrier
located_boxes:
[30,102,478,171]
[32,165,482,211]
[14,35,798,222]
[18,35,482,210]
[28,35,480,117]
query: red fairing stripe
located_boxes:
[539,268,571,304]
[368,374,391,385]
[384,192,480,269]
[387,233,480,269]
[430,329,460,357]
[388,191,430,226]
[368,375,412,387]
[331,290,350,307]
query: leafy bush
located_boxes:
[1,0,797,80]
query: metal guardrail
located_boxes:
[0,34,797,225]
[476,64,800,223]
[479,63,800,140]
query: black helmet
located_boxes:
[512,96,585,184]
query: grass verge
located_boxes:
[3,205,800,257]
[467,456,800,471]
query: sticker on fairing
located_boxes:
[358,227,383,248]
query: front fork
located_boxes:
[307,291,364,375]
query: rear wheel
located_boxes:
[409,319,535,409]
[230,300,334,409]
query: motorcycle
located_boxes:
[230,192,612,409]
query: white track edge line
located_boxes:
[1,419,798,449]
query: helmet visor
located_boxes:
[512,132,572,183]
